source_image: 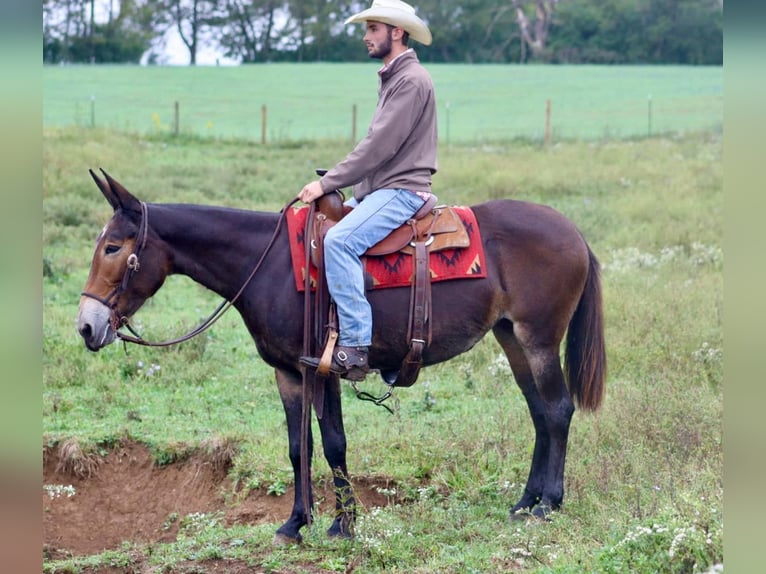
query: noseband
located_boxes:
[81,201,150,334]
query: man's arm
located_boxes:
[298,180,324,203]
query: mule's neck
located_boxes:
[147,203,282,301]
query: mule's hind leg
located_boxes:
[274,368,313,543]
[316,375,356,538]
[493,321,549,515]
[493,320,574,519]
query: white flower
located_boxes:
[44,484,76,499]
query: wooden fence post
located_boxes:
[545,99,551,146]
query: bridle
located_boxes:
[80,200,150,336]
[81,197,299,347]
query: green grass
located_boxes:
[43,64,722,142]
[43,127,722,573]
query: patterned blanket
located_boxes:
[285,205,487,292]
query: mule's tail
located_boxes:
[565,245,607,411]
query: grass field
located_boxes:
[43,64,722,142]
[42,122,722,572]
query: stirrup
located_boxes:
[349,380,395,414]
[300,346,369,381]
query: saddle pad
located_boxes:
[285,205,487,292]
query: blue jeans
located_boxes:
[324,188,426,347]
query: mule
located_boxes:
[76,169,606,542]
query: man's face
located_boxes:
[364,21,394,60]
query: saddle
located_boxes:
[305,186,471,393]
[310,192,470,265]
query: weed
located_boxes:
[267,477,289,497]
[598,517,722,574]
[178,511,223,536]
[150,441,194,466]
[161,512,179,531]
[200,435,241,472]
[55,438,100,479]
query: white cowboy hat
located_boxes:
[345,0,432,46]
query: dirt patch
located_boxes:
[43,440,394,559]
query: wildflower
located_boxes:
[44,484,76,499]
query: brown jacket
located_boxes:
[319,50,438,200]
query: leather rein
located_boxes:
[81,197,300,347]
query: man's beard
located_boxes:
[368,30,393,60]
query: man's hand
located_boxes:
[299,180,324,203]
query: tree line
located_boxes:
[43,0,723,66]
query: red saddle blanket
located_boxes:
[285,205,487,292]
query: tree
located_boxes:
[511,0,560,62]
[43,0,724,66]
[413,0,519,63]
[547,0,721,65]
[44,0,89,63]
[639,0,722,64]
[160,0,224,65]
[216,1,285,63]
[44,0,159,63]
[548,0,645,64]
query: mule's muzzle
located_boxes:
[77,298,117,351]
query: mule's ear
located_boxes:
[99,169,142,214]
[89,168,120,211]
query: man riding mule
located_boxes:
[298,0,438,382]
[75,0,607,545]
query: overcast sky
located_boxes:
[141,27,239,66]
[91,0,238,66]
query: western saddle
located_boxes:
[303,177,470,395]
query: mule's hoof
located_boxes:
[509,505,555,523]
[327,526,354,539]
[273,532,302,546]
[531,504,555,522]
[327,515,355,539]
[509,508,533,522]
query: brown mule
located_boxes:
[77,170,606,542]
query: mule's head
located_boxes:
[77,170,170,351]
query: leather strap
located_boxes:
[318,323,338,377]
[393,233,431,387]
[300,202,316,527]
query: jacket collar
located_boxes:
[379,49,417,82]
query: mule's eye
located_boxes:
[104,244,121,255]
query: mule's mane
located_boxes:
[151,202,275,222]
[147,202,279,242]
[142,202,284,301]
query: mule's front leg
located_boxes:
[274,369,313,544]
[317,375,355,538]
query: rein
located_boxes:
[82,197,301,347]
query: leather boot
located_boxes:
[300,346,370,381]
